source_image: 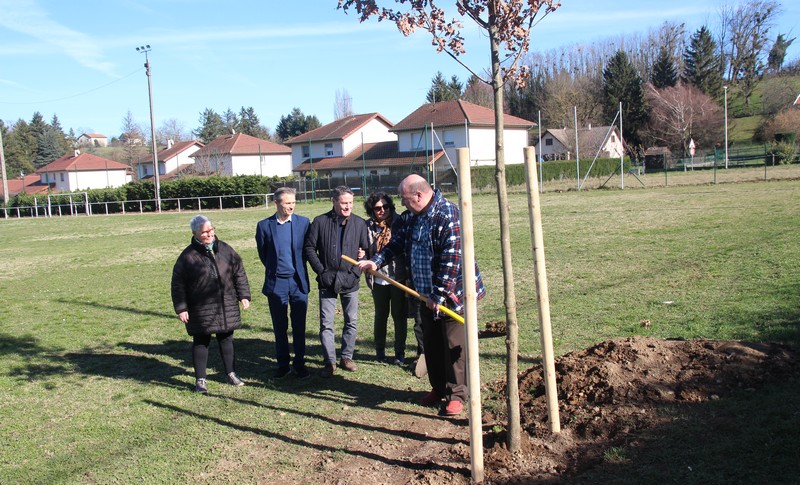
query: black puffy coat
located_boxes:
[171,237,251,336]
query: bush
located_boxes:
[470,157,632,189]
[767,141,798,165]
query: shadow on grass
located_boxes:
[54,297,175,319]
[143,398,467,476]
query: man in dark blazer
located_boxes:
[256,187,311,379]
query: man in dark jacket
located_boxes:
[256,187,311,380]
[304,186,369,377]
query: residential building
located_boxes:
[136,139,203,180]
[286,113,397,169]
[76,133,109,147]
[190,133,291,177]
[36,150,131,192]
[391,99,536,170]
[535,125,624,161]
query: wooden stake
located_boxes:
[524,146,561,434]
[457,147,484,482]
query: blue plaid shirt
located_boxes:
[374,189,485,315]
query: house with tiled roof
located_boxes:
[535,125,624,161]
[135,139,204,180]
[36,150,131,191]
[76,133,109,147]
[190,133,291,177]
[286,113,397,168]
[391,99,536,169]
[0,174,49,199]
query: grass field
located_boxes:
[1,174,799,482]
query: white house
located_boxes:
[36,150,131,191]
[285,113,397,168]
[535,125,624,161]
[391,99,536,170]
[190,133,291,177]
[76,133,109,147]
[136,139,204,179]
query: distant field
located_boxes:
[1,177,798,482]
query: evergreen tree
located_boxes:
[767,33,795,73]
[29,112,47,139]
[193,109,226,143]
[35,128,66,168]
[603,50,648,150]
[223,108,239,134]
[238,106,271,139]
[275,108,321,142]
[2,120,36,177]
[426,71,462,103]
[49,114,71,153]
[683,26,723,100]
[651,46,678,89]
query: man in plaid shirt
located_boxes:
[359,174,485,416]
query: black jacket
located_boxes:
[171,237,251,336]
[304,209,369,293]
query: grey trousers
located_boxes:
[319,287,359,364]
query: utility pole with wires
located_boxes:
[136,44,161,212]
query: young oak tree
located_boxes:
[338,0,560,453]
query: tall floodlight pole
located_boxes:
[723,85,729,170]
[1,124,9,205]
[136,45,161,212]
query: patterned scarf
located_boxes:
[375,218,391,251]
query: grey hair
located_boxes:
[274,186,297,203]
[190,214,211,234]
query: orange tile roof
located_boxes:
[286,113,394,145]
[193,133,289,158]
[0,175,49,197]
[292,141,443,172]
[392,99,535,131]
[36,152,129,172]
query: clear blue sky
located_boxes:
[1,0,798,139]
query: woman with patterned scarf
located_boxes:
[364,192,408,365]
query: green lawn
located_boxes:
[1,177,798,482]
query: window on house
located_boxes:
[545,138,553,146]
[302,145,310,158]
[411,132,426,149]
[60,173,64,182]
[325,143,333,156]
[444,130,455,147]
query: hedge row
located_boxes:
[469,157,632,189]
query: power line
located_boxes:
[0,68,143,105]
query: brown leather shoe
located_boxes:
[339,358,357,372]
[320,363,336,378]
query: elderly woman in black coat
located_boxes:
[171,214,251,393]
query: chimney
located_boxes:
[167,139,174,149]
[74,149,80,157]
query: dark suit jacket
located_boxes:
[255,213,310,296]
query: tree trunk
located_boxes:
[488,20,521,453]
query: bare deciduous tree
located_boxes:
[642,82,723,154]
[156,118,188,147]
[334,88,354,120]
[120,110,144,180]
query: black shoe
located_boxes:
[195,378,208,394]
[320,363,336,378]
[273,367,292,379]
[294,366,311,379]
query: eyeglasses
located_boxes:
[372,205,386,212]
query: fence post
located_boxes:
[218,196,222,210]
[241,194,245,209]
[197,197,201,210]
[178,198,181,212]
[139,200,143,213]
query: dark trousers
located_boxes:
[192,331,235,379]
[420,306,467,403]
[372,283,408,360]
[267,274,308,370]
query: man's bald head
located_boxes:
[399,174,433,214]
